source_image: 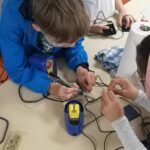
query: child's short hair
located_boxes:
[32,0,90,42]
[136,35,150,79]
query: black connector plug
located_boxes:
[121,24,130,32]
[103,23,116,36]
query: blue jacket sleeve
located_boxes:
[64,38,89,71]
[0,3,52,94]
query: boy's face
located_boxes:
[44,34,76,48]
[32,23,76,48]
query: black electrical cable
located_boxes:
[141,117,150,137]
[18,85,45,103]
[93,11,108,25]
[18,75,107,150]
[84,97,113,133]
[0,64,9,144]
[19,85,73,103]
[18,74,147,150]
[81,131,96,150]
[0,117,9,144]
[104,131,115,150]
[90,10,124,40]
[96,75,108,87]
[83,75,147,150]
[141,117,150,150]
[83,94,146,150]
[81,78,115,150]
[83,95,116,150]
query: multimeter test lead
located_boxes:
[48,75,96,100]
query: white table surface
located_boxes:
[0,0,150,150]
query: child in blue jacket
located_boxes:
[0,0,96,100]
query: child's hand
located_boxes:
[108,77,138,100]
[49,82,78,100]
[118,12,135,28]
[76,66,96,92]
[101,90,124,123]
[89,23,109,34]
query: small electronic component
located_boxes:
[140,24,150,31]
[121,24,130,32]
[103,23,116,36]
[3,131,26,150]
[124,105,140,121]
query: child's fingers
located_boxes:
[90,24,109,33]
[64,87,78,94]
[64,92,77,100]
[108,80,118,90]
[119,19,122,27]
[102,90,110,105]
[72,82,79,88]
[124,17,130,28]
[107,91,117,101]
[101,25,109,30]
[85,75,93,92]
[90,73,96,85]
[113,89,124,96]
[108,77,123,90]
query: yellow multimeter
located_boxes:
[68,104,80,120]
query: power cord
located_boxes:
[18,75,148,150]
[0,117,9,144]
[0,64,9,144]
[18,85,45,103]
[89,11,124,40]
[18,85,72,103]
[141,117,150,150]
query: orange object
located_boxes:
[0,57,8,83]
[122,0,130,4]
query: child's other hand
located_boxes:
[76,66,96,92]
[101,90,124,123]
[49,82,78,100]
[89,23,109,34]
[118,12,135,28]
[108,77,138,100]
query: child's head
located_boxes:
[136,35,150,83]
[32,0,90,47]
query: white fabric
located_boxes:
[83,0,115,22]
[117,21,150,79]
[111,90,150,150]
[111,116,146,150]
[135,89,150,112]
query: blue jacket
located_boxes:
[0,0,88,94]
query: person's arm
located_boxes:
[115,0,127,14]
[115,0,135,27]
[112,116,146,150]
[135,90,150,112]
[0,5,52,94]
[0,3,79,100]
[101,90,146,150]
[64,38,96,92]
[64,38,89,71]
[108,77,150,112]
